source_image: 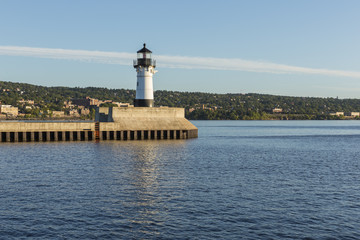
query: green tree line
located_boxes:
[1,80,359,120]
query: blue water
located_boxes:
[1,120,360,239]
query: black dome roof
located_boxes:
[137,43,152,53]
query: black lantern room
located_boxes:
[133,43,156,68]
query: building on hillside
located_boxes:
[63,100,74,109]
[18,99,35,105]
[0,105,18,116]
[69,109,80,117]
[344,112,360,117]
[72,97,100,107]
[52,111,65,117]
[329,112,344,116]
[272,108,283,113]
[114,102,134,107]
[78,106,90,116]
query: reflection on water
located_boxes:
[92,140,189,237]
[2,121,360,239]
[125,142,165,236]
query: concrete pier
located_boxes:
[0,107,198,143]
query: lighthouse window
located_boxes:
[137,52,151,59]
[137,82,139,86]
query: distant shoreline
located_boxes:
[1,118,359,122]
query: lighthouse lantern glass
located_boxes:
[137,52,151,59]
[137,53,151,59]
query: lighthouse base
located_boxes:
[134,99,154,107]
[94,107,198,140]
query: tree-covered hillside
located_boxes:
[1,80,359,120]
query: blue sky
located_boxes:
[0,0,359,98]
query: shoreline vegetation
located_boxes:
[187,111,358,120]
[1,115,357,121]
[1,80,359,121]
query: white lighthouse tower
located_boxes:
[133,43,157,107]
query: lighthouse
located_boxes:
[133,43,157,107]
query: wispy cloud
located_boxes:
[0,46,134,65]
[0,45,359,78]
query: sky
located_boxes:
[0,0,359,98]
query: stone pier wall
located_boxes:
[0,107,198,143]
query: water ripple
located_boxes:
[1,121,360,239]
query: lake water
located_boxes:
[1,120,360,239]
